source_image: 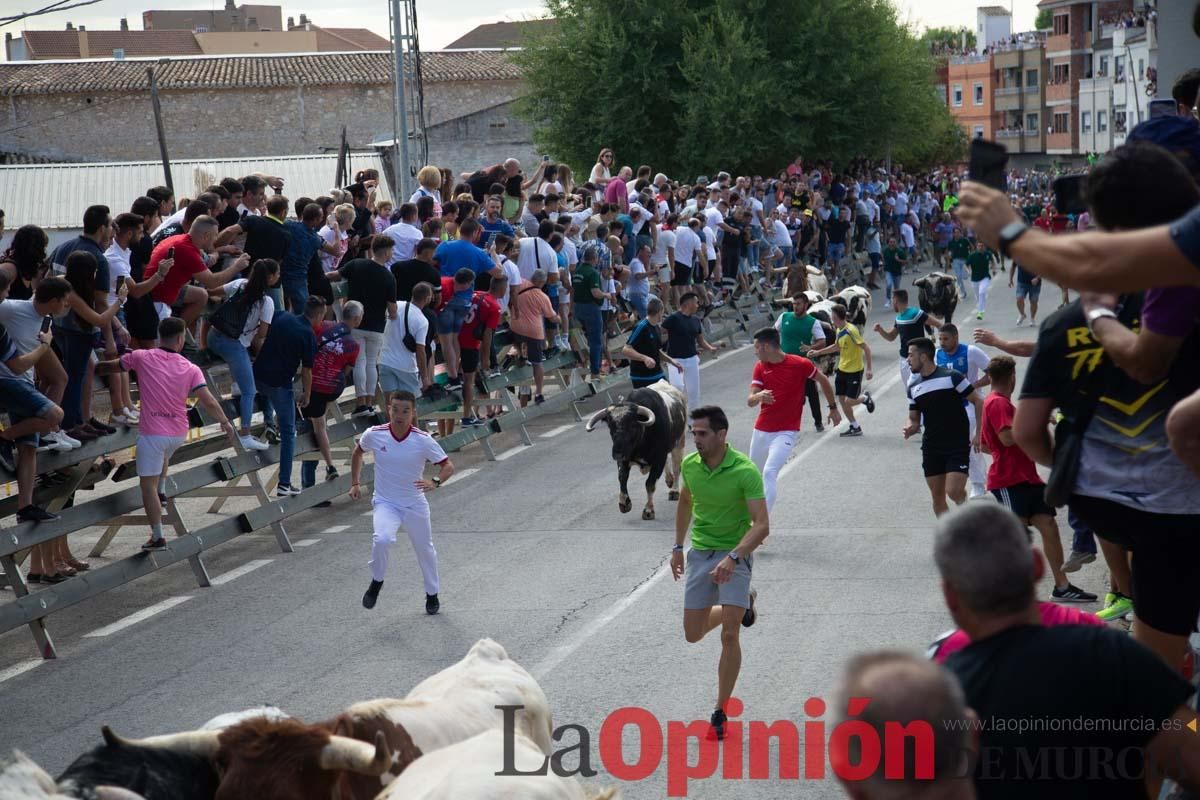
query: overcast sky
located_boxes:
[4,0,1040,55]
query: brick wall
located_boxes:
[0,79,531,173]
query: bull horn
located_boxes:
[585,407,611,432]
[96,788,150,800]
[634,405,656,427]
[102,726,221,758]
[317,731,391,776]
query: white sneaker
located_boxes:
[1016,315,1026,327]
[123,406,140,422]
[43,431,77,452]
[112,414,134,426]
[275,483,301,497]
[239,435,270,451]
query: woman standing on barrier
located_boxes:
[205,258,279,452]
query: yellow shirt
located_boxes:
[835,323,865,373]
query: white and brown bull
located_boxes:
[96,639,552,800]
[585,380,687,521]
[373,729,620,800]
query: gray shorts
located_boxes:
[684,548,753,610]
[379,364,421,395]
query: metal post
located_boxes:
[147,65,173,194]
[390,0,412,200]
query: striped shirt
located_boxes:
[907,366,974,452]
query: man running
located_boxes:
[935,324,992,499]
[874,289,942,387]
[664,292,719,411]
[775,292,828,432]
[904,337,982,517]
[672,405,769,741]
[352,391,455,615]
[748,327,839,511]
[810,305,874,437]
[622,297,681,390]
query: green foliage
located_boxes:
[920,25,977,52]
[1035,8,1054,30]
[512,0,964,178]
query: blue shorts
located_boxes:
[827,243,846,263]
[1015,282,1041,301]
[436,300,470,334]
[0,375,54,447]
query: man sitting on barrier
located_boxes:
[116,316,236,551]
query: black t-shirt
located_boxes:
[907,365,973,452]
[151,222,183,248]
[1015,264,1037,286]
[947,624,1194,800]
[352,206,372,241]
[626,318,664,382]
[662,311,702,359]
[722,217,746,261]
[216,206,241,231]
[240,215,290,267]
[391,258,441,303]
[826,218,851,245]
[895,308,930,358]
[339,258,397,333]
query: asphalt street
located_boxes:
[0,269,1112,798]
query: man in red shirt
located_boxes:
[146,215,248,327]
[457,276,506,428]
[300,295,362,505]
[981,355,1095,603]
[746,327,839,511]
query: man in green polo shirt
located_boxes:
[672,405,769,741]
[572,248,608,377]
[774,292,828,432]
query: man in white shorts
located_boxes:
[352,391,455,615]
[118,317,235,550]
[934,324,992,499]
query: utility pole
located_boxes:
[390,0,412,200]
[147,64,173,193]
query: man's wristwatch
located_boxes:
[727,552,741,564]
[431,477,442,487]
[997,221,1030,259]
[672,544,684,552]
[1085,307,1118,334]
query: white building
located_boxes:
[1077,17,1157,155]
[977,6,1012,52]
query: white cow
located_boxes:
[805,265,829,298]
[373,730,619,800]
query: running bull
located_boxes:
[586,380,687,520]
[914,272,959,326]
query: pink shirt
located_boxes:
[604,177,628,207]
[931,602,1105,664]
[122,349,205,437]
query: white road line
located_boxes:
[209,559,274,586]
[699,343,751,370]
[533,368,906,680]
[0,658,43,684]
[451,467,480,482]
[494,445,531,461]
[323,525,350,533]
[83,596,193,638]
[293,538,322,547]
[540,424,574,439]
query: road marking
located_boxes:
[699,343,751,370]
[294,538,322,547]
[210,559,274,586]
[540,424,574,439]
[533,367,906,680]
[83,596,193,638]
[323,524,350,533]
[451,467,480,482]
[0,659,43,684]
[494,445,531,461]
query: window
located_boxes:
[1098,110,1107,132]
[1097,55,1109,76]
[973,82,984,105]
[974,125,985,139]
[1053,112,1070,134]
[1081,111,1092,133]
[1053,63,1070,84]
[1114,55,1125,82]
[952,85,963,106]
[1053,14,1069,35]
[194,25,208,32]
[1026,69,1038,86]
[1026,112,1039,130]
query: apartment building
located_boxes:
[948,54,995,140]
[992,39,1048,154]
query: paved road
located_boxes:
[0,270,1108,798]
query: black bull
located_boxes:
[915,272,959,326]
[586,382,687,520]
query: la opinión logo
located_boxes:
[497,697,935,797]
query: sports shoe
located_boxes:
[51,430,82,449]
[862,392,875,414]
[445,377,463,389]
[1016,315,1026,327]
[1062,550,1097,573]
[275,483,301,497]
[112,413,136,426]
[1051,583,1098,603]
[141,536,167,551]
[1096,593,1133,621]
[461,416,485,427]
[426,593,440,615]
[0,438,15,472]
[239,435,270,451]
[16,504,59,523]
[976,311,984,320]
[88,417,118,435]
[263,424,281,443]
[840,426,863,437]
[534,394,545,405]
[123,406,140,422]
[362,579,383,609]
[351,405,375,416]
[67,425,98,443]
[709,708,727,741]
[325,465,339,482]
[814,421,825,433]
[742,589,758,628]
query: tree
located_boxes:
[513,0,963,178]
[1035,8,1054,30]
[920,25,976,53]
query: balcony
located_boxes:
[948,53,989,66]
[995,129,1024,139]
[995,86,1022,96]
[1046,131,1075,152]
[1046,30,1086,54]
[994,92,1023,111]
[1046,81,1075,103]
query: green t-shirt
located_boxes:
[1022,204,1043,223]
[942,194,959,212]
[947,236,971,261]
[681,446,764,551]
[572,263,601,305]
[883,245,906,276]
[778,311,820,355]
[967,251,993,282]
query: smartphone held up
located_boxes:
[967,139,1009,191]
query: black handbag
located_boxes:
[402,302,418,353]
[1043,329,1116,508]
[210,286,254,341]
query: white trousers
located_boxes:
[973,277,991,314]
[899,355,912,388]
[368,499,439,595]
[749,428,796,512]
[668,355,701,411]
[966,403,984,489]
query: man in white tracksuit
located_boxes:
[351,391,454,615]
[934,324,992,499]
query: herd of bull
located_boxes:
[1,639,619,800]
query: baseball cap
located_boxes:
[1126,115,1200,178]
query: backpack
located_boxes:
[210,286,254,341]
[317,324,354,395]
[401,302,418,353]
